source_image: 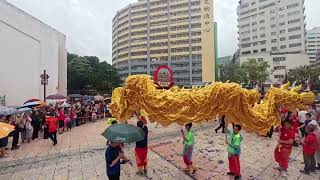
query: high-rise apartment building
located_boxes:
[237,0,309,82]
[306,27,320,63]
[112,0,216,86]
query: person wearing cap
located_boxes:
[298,112,312,136]
[308,120,320,170]
[300,122,317,174]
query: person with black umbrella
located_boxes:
[102,123,145,180]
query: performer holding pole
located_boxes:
[225,121,243,180]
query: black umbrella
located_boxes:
[101,124,145,143]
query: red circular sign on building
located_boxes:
[153,65,174,89]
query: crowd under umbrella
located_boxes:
[0,106,18,116]
[101,124,145,144]
[46,94,66,100]
[68,94,83,99]
[16,107,32,114]
[94,95,104,101]
[59,102,71,108]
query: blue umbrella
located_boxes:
[19,101,41,109]
[16,107,32,114]
[0,106,18,116]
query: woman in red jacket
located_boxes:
[46,113,58,145]
[56,108,66,134]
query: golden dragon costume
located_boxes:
[110,75,315,135]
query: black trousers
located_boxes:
[267,126,274,138]
[299,122,306,137]
[32,124,40,140]
[43,127,49,139]
[108,173,120,180]
[9,129,19,147]
[215,120,225,132]
[48,131,57,144]
[303,153,316,172]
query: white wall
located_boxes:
[0,0,66,106]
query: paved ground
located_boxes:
[0,119,319,180]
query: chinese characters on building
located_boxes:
[202,0,211,33]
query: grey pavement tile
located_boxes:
[0,174,11,180]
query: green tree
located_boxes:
[287,66,320,91]
[241,59,270,87]
[67,53,121,94]
[218,59,269,88]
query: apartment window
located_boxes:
[241,43,251,48]
[241,23,250,28]
[271,39,277,43]
[242,37,250,41]
[259,3,275,10]
[271,47,278,51]
[251,2,256,5]
[289,34,302,40]
[253,42,258,46]
[253,50,258,53]
[258,58,264,62]
[261,48,266,52]
[289,43,302,48]
[260,27,266,31]
[279,22,285,26]
[241,30,250,35]
[252,22,257,26]
[253,35,258,39]
[279,14,285,18]
[260,20,265,24]
[241,3,249,8]
[260,34,266,38]
[307,37,316,39]
[242,51,251,55]
[288,27,301,32]
[274,75,284,79]
[280,45,286,49]
[273,57,286,62]
[288,10,299,16]
[260,40,266,45]
[288,18,300,24]
[270,17,276,21]
[280,37,286,41]
[271,31,277,36]
[252,28,257,32]
[270,9,276,14]
[274,66,286,70]
[280,30,286,34]
[270,24,276,28]
[287,3,299,9]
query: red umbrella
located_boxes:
[24,98,41,104]
[46,94,66,100]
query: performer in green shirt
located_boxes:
[225,124,242,180]
[181,123,197,174]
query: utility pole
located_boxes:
[40,70,49,102]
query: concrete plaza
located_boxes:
[0,120,319,180]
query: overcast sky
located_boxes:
[6,0,320,63]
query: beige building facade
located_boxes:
[112,0,215,86]
[237,0,309,82]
